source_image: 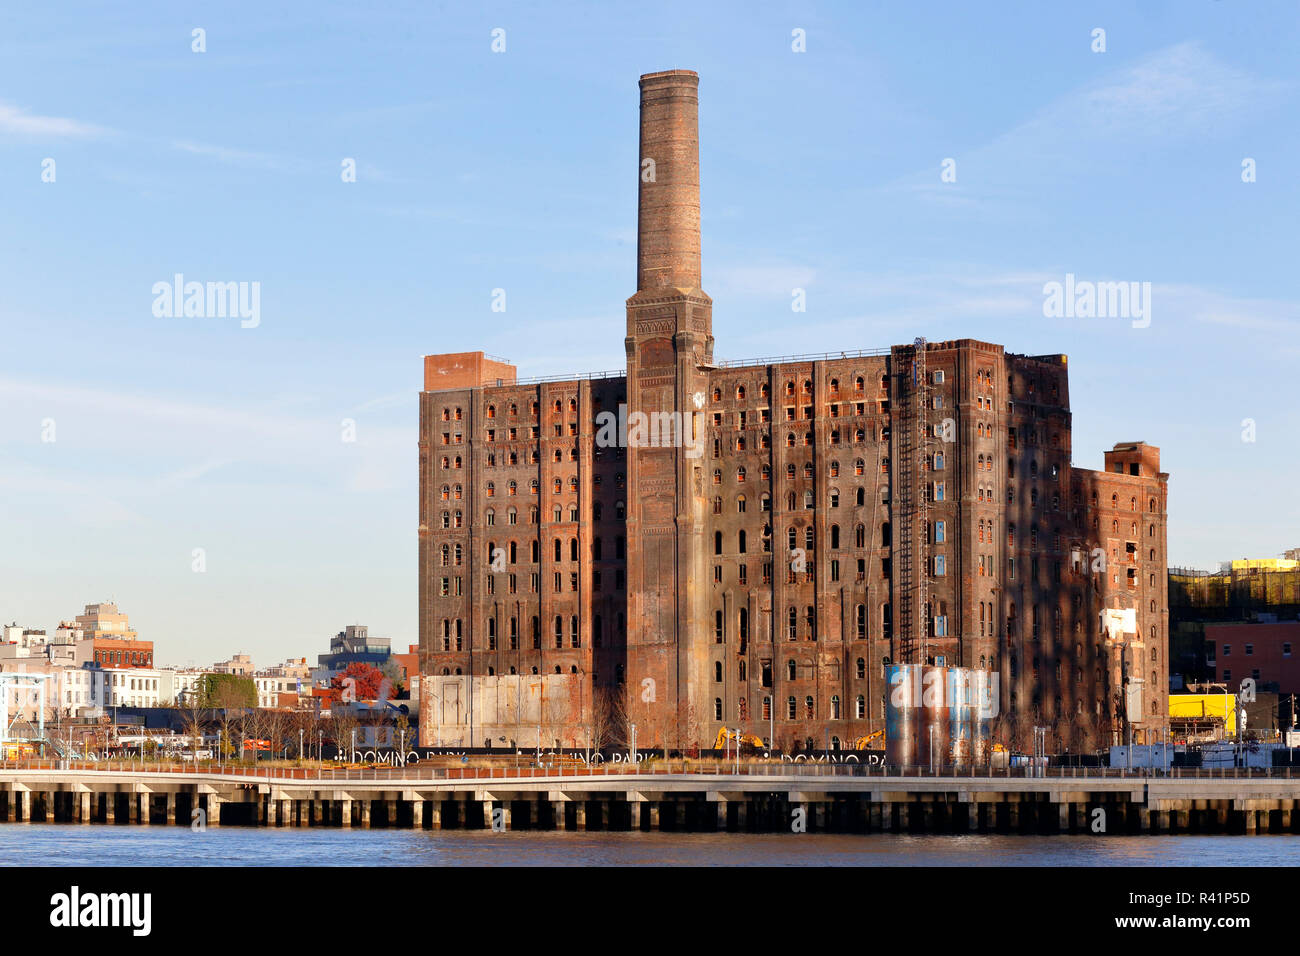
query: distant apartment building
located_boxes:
[391,645,419,705]
[263,657,311,679]
[76,602,137,639]
[92,668,161,709]
[1170,553,1300,686]
[313,625,392,684]
[212,652,255,676]
[253,675,302,708]
[158,668,207,707]
[1,623,48,649]
[72,602,154,668]
[0,660,95,719]
[1206,620,1300,695]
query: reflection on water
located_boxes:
[2,826,1298,866]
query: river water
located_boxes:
[3,826,1299,866]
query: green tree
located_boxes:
[198,674,257,709]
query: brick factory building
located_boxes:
[418,70,1169,754]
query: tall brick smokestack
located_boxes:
[637,70,701,293]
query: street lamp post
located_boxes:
[1114,638,1132,771]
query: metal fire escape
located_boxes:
[895,338,930,665]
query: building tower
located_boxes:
[624,70,715,749]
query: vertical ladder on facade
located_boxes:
[894,357,914,665]
[914,340,929,665]
[894,338,930,665]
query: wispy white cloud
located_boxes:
[882,42,1289,202]
[713,264,817,299]
[351,391,414,414]
[171,139,303,172]
[0,102,108,138]
[0,378,412,481]
[1160,283,1300,334]
[986,41,1285,163]
[154,458,234,491]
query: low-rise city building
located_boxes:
[212,652,255,676]
[312,625,392,685]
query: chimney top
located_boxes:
[636,68,702,293]
[640,69,699,84]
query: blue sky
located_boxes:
[1,1,1296,666]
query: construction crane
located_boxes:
[852,730,885,750]
[714,728,765,752]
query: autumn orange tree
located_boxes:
[330,662,390,701]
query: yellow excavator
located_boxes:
[714,728,766,752]
[853,730,885,750]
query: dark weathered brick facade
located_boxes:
[418,71,1169,753]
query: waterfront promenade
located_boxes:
[3,761,1300,834]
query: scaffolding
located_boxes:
[0,673,52,755]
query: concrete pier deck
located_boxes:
[3,765,1299,834]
